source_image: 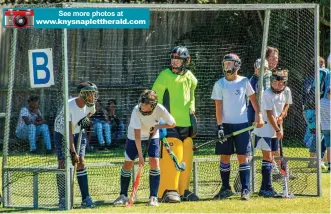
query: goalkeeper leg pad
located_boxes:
[158,137,183,200]
[178,137,199,201]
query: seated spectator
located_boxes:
[90,99,111,150]
[107,99,125,144]
[15,94,52,154]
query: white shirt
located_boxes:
[284,86,293,105]
[254,88,289,138]
[211,76,255,123]
[15,106,41,133]
[54,97,96,135]
[320,98,330,131]
[127,104,175,141]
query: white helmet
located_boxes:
[254,58,269,70]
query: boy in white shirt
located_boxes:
[54,81,98,209]
[254,71,291,197]
[211,53,264,200]
[113,90,176,207]
[321,88,331,172]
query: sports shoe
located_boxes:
[241,189,250,200]
[181,190,199,201]
[148,196,159,207]
[81,196,95,208]
[321,161,327,170]
[262,188,281,198]
[217,187,234,200]
[113,194,129,205]
[59,197,65,209]
[258,189,265,197]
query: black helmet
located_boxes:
[222,53,241,74]
[170,46,191,75]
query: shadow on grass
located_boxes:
[0,207,69,213]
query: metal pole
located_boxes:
[314,4,321,197]
[2,28,17,208]
[257,9,270,102]
[252,9,271,193]
[63,28,71,210]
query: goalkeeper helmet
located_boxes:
[222,53,241,74]
[77,81,99,108]
[170,46,191,75]
[138,90,158,116]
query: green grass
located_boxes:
[1,174,330,213]
[0,145,330,213]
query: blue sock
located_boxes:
[120,168,132,197]
[239,162,250,191]
[262,160,273,191]
[220,162,231,189]
[149,169,160,197]
[56,174,65,201]
[77,168,90,201]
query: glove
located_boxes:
[78,116,90,129]
[158,120,167,139]
[217,124,224,140]
[159,128,167,139]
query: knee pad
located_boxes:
[178,137,194,196]
[158,137,183,199]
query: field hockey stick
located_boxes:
[126,129,154,207]
[194,124,258,151]
[279,125,295,199]
[162,137,186,171]
[126,166,143,207]
[71,128,84,208]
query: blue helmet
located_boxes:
[222,53,241,74]
[170,46,191,75]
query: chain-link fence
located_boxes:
[2,3,320,209]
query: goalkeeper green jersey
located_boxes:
[152,68,197,127]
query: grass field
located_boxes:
[0,145,330,213]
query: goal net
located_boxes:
[2,3,320,209]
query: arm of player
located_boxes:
[281,88,293,119]
[215,100,223,125]
[155,121,176,130]
[134,129,144,167]
[279,104,290,121]
[266,110,283,140]
[69,121,79,164]
[248,94,264,128]
[189,76,198,114]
